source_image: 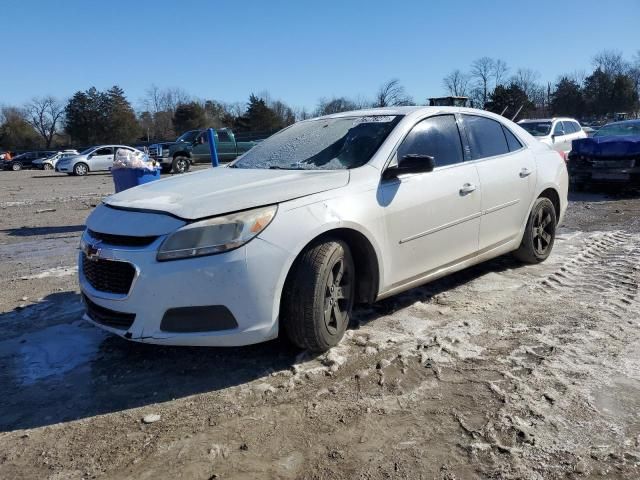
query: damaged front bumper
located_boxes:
[567,156,640,185]
[78,228,286,347]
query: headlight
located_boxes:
[156,205,277,261]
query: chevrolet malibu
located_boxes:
[80,107,567,352]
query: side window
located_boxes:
[217,130,231,143]
[397,115,463,167]
[502,126,524,152]
[463,115,509,159]
[95,147,113,156]
[563,122,574,134]
[553,122,566,135]
[571,121,581,133]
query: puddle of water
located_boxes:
[11,321,106,385]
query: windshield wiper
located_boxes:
[268,165,309,170]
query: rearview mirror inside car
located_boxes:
[383,154,435,179]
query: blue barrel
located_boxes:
[112,167,161,193]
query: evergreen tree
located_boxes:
[583,68,614,117]
[486,83,534,118]
[106,86,139,144]
[234,94,283,132]
[172,102,207,133]
[551,77,584,117]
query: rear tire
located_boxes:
[172,156,190,174]
[513,197,557,264]
[11,162,22,171]
[281,240,355,352]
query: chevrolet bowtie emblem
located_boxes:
[86,240,102,260]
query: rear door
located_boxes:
[90,147,114,171]
[461,114,536,251]
[381,114,481,286]
[215,130,236,161]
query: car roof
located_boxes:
[309,106,526,122]
[519,117,578,123]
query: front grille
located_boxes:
[82,254,136,295]
[88,229,157,247]
[591,159,636,169]
[83,294,135,330]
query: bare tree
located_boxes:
[142,85,191,114]
[443,70,470,96]
[373,79,413,107]
[511,68,541,99]
[592,49,628,76]
[493,59,509,87]
[567,69,587,87]
[470,57,495,107]
[24,96,64,148]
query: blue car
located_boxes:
[567,119,640,189]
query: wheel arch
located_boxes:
[537,187,561,224]
[281,227,382,308]
[172,151,191,160]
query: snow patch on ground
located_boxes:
[21,266,78,280]
[1,320,106,385]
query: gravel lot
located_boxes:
[0,167,639,479]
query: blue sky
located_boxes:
[1,0,638,111]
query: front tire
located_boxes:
[172,156,190,174]
[73,162,89,176]
[11,162,22,171]
[43,163,54,170]
[281,240,355,352]
[513,197,557,264]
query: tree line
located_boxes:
[1,49,638,151]
[443,50,640,120]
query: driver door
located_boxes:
[90,147,114,171]
[381,114,481,287]
[551,121,570,154]
[192,132,211,163]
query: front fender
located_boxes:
[259,199,386,326]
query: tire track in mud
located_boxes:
[539,231,640,318]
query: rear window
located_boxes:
[502,126,523,152]
[463,115,510,159]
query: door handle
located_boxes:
[519,168,532,178]
[459,183,476,195]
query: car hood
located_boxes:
[105,167,350,220]
[572,135,640,157]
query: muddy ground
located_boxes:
[0,168,639,479]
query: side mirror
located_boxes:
[383,154,435,179]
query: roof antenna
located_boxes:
[511,105,523,122]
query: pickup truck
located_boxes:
[148,129,258,173]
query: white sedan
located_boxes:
[80,107,568,351]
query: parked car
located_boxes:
[32,150,79,170]
[567,119,640,190]
[518,118,586,156]
[148,128,259,174]
[80,107,567,352]
[56,145,142,176]
[2,151,56,171]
